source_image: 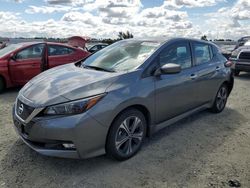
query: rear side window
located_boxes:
[213,46,227,61]
[159,43,192,69]
[16,44,45,60]
[48,45,75,56]
[193,43,212,65]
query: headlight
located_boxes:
[43,94,105,115]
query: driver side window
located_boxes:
[160,43,192,69]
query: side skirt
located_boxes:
[150,103,211,135]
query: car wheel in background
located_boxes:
[210,84,228,113]
[106,108,147,161]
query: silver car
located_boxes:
[13,38,234,160]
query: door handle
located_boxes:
[190,74,197,80]
[216,66,220,71]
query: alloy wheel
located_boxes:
[216,86,228,111]
[115,116,144,156]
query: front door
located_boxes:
[9,44,45,85]
[155,41,199,123]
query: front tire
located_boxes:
[106,108,147,161]
[210,84,228,113]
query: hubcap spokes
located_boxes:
[115,116,143,155]
[217,87,227,110]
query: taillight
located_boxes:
[224,61,233,67]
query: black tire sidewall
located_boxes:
[0,77,5,93]
[211,84,228,113]
[106,108,147,161]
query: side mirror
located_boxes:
[154,63,181,76]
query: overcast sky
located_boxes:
[0,0,249,39]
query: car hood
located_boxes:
[19,63,121,107]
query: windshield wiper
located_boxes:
[83,65,115,72]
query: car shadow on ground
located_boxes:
[0,87,20,104]
[1,107,247,187]
[0,87,21,94]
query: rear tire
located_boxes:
[0,77,5,93]
[234,70,240,76]
[106,108,147,161]
[210,84,228,113]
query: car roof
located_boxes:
[125,37,216,47]
[8,42,41,47]
[8,41,75,48]
[238,36,250,42]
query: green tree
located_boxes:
[201,35,208,41]
[118,31,134,40]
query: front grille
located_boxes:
[16,99,35,121]
[239,52,250,60]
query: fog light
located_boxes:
[62,143,76,149]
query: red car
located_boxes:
[0,42,90,92]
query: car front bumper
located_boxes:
[12,105,109,159]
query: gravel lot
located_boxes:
[0,74,250,188]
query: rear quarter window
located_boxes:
[212,45,227,62]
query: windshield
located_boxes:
[82,40,161,72]
[0,43,23,58]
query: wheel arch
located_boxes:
[115,104,151,135]
[222,79,234,95]
[105,104,152,150]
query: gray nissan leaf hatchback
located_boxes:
[13,38,234,160]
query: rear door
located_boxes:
[48,44,78,68]
[9,44,45,85]
[155,41,200,123]
[191,42,223,105]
